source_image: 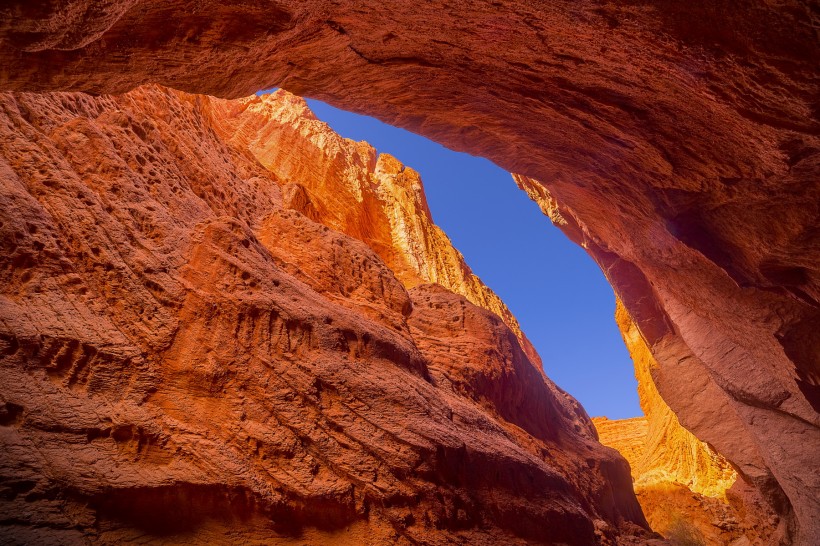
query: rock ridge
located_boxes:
[206,90,525,341]
[593,300,780,545]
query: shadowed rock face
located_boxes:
[593,300,781,545]
[0,86,655,544]
[1,2,818,544]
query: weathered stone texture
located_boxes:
[1,2,818,542]
[0,86,651,545]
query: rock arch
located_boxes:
[2,1,818,543]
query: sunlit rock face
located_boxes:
[0,86,654,544]
[604,301,738,499]
[1,2,818,543]
[206,90,524,341]
[593,300,780,545]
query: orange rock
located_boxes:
[593,300,783,545]
[608,300,737,499]
[1,3,818,542]
[208,90,524,340]
[0,86,651,544]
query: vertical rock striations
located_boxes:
[598,301,738,500]
[614,301,738,500]
[0,86,651,544]
[593,300,779,545]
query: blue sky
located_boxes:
[258,91,641,419]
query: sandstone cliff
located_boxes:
[593,301,780,545]
[0,85,652,544]
[205,90,524,340]
[596,301,737,499]
[2,2,818,543]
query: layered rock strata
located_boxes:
[1,2,818,543]
[0,85,652,544]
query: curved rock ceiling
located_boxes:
[1,1,818,544]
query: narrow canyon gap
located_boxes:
[0,1,818,545]
[263,95,762,543]
[292,94,641,420]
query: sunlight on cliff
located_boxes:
[586,301,785,545]
[260,89,644,421]
[259,90,764,546]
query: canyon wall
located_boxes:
[1,2,818,543]
[593,300,779,545]
[603,303,737,500]
[0,86,652,544]
[205,90,525,340]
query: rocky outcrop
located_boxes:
[1,2,818,543]
[0,86,653,544]
[593,301,780,545]
[206,90,524,340]
[601,301,738,500]
[591,417,649,479]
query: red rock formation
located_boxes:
[593,301,780,545]
[601,301,738,500]
[0,86,654,544]
[1,2,818,543]
[206,90,524,339]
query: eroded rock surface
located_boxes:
[206,90,524,340]
[0,86,653,544]
[592,301,780,545]
[600,302,738,500]
[1,2,818,543]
